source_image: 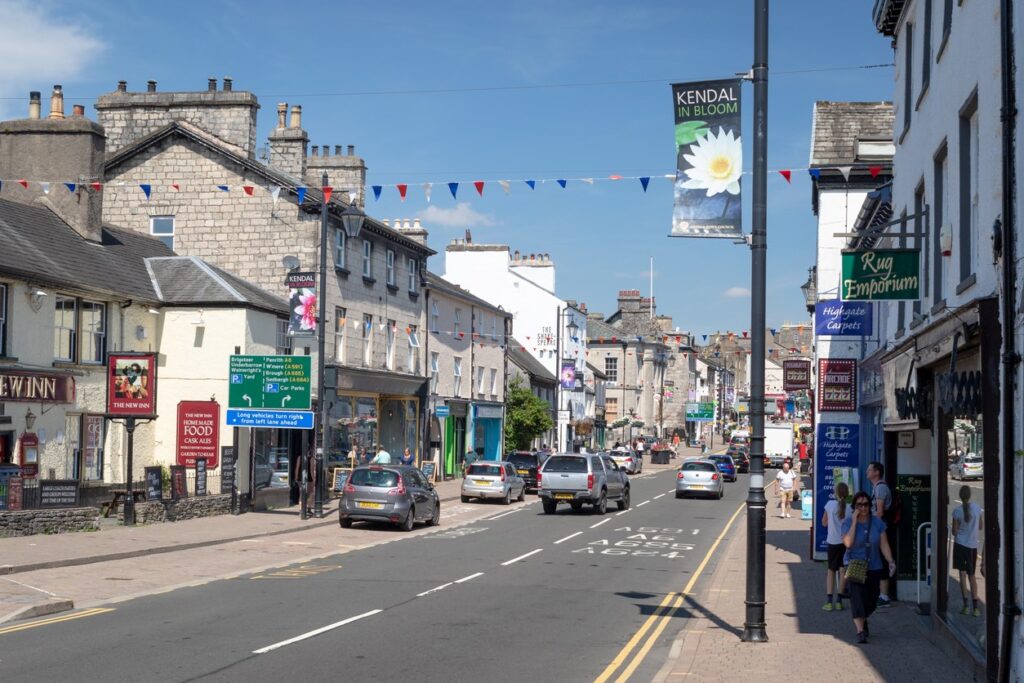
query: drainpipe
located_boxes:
[1000,0,1022,680]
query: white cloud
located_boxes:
[0,2,105,118]
[417,202,495,229]
[724,287,751,298]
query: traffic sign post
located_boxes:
[229,355,311,410]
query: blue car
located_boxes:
[708,455,737,482]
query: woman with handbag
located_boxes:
[841,491,896,644]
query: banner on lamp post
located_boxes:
[286,271,317,337]
[670,78,743,239]
[559,362,576,390]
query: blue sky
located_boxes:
[1,0,894,335]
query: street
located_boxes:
[0,469,743,682]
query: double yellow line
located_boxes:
[0,607,114,636]
[594,502,746,683]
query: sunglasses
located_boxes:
[855,502,870,508]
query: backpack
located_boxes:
[883,487,903,526]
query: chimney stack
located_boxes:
[28,91,41,119]
[397,216,429,247]
[348,145,355,155]
[208,78,217,92]
[147,80,157,92]
[47,85,64,119]
[117,80,127,93]
[289,105,302,128]
[223,77,232,92]
[72,104,85,117]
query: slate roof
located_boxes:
[147,256,289,314]
[0,197,171,301]
[424,271,507,316]
[585,317,623,342]
[809,101,894,167]
[508,337,557,384]
[586,361,607,380]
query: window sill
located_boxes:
[930,299,947,316]
[936,30,950,62]
[0,355,19,363]
[956,273,976,295]
[895,327,906,340]
[909,313,927,330]
[52,361,105,371]
[362,276,376,286]
[386,284,399,295]
[915,82,930,111]
[407,290,419,302]
[334,266,350,279]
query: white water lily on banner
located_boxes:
[671,78,743,239]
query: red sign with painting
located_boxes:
[107,353,157,417]
[817,358,857,412]
[782,360,811,391]
[176,401,220,468]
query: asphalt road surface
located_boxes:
[0,469,748,682]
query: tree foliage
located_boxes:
[504,376,554,450]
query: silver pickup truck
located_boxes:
[538,453,630,515]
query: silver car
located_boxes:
[950,453,984,480]
[462,461,526,504]
[608,448,642,474]
[339,465,440,531]
[675,459,725,499]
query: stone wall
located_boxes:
[0,508,100,537]
[123,494,232,524]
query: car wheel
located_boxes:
[461,495,470,503]
[400,507,415,532]
[427,502,440,527]
[339,517,352,529]
[542,499,557,514]
[718,487,724,500]
[517,485,525,502]
[502,488,511,505]
[676,491,684,499]
[594,491,607,515]
[617,488,630,511]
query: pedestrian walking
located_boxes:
[399,447,415,466]
[952,484,983,616]
[842,491,896,644]
[463,448,478,475]
[822,481,850,611]
[371,445,392,464]
[774,459,799,518]
[867,461,894,607]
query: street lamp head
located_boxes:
[281,255,301,271]
[800,266,816,312]
[340,201,366,239]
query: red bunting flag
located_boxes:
[396,184,408,201]
[17,179,28,189]
[90,182,102,192]
[742,331,748,338]
[171,183,180,191]
[608,175,622,180]
[473,181,485,196]
[778,169,791,183]
[322,186,333,204]
[243,185,255,197]
[869,166,882,178]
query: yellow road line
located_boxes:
[595,501,746,683]
[0,607,114,636]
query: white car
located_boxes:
[607,449,642,474]
[950,453,983,480]
[461,461,526,504]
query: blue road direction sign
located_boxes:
[226,409,315,430]
[228,355,311,410]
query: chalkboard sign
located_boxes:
[195,457,207,496]
[170,465,187,501]
[420,461,436,482]
[220,446,236,495]
[8,476,23,511]
[332,468,350,494]
[145,466,163,501]
[895,474,931,580]
[38,479,79,508]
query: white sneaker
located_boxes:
[785,513,791,518]
[779,513,786,518]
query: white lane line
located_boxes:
[554,531,583,545]
[637,501,650,507]
[500,548,543,566]
[282,541,313,546]
[488,508,521,520]
[615,510,630,516]
[590,518,611,529]
[653,493,666,500]
[253,609,382,654]
[417,582,454,597]
[454,572,484,584]
[692,529,700,535]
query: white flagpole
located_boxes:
[650,256,654,319]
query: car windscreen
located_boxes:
[543,456,587,473]
[467,464,502,476]
[507,454,537,467]
[681,462,717,472]
[350,469,399,488]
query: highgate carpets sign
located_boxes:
[817,359,857,412]
[841,249,920,301]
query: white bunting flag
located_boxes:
[838,166,852,182]
[269,185,281,210]
[498,180,511,194]
[423,183,432,203]
[39,182,50,195]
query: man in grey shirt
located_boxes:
[867,461,893,607]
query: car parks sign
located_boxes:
[685,402,715,421]
[229,355,311,410]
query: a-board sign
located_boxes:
[332,468,350,494]
[38,479,79,508]
[195,457,207,497]
[145,466,163,501]
[420,461,436,482]
[895,474,932,580]
[170,465,187,500]
[220,446,236,495]
[7,476,23,511]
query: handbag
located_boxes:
[844,521,870,584]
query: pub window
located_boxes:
[276,319,292,355]
[80,300,106,364]
[0,283,7,357]
[54,295,77,361]
[54,296,107,364]
[151,216,175,250]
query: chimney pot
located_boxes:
[117,80,127,93]
[404,219,412,229]
[382,219,390,226]
[311,146,319,157]
[276,102,287,128]
[289,104,302,129]
[223,77,232,92]
[348,145,355,155]
[28,91,41,119]
[334,145,342,156]
[72,104,85,117]
[47,85,64,120]
[513,250,520,260]
[208,78,217,91]
[413,218,421,228]
[147,80,157,92]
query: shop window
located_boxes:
[334,307,347,364]
[81,415,104,481]
[945,415,985,649]
[430,352,439,393]
[407,325,420,374]
[606,397,619,421]
[454,356,463,395]
[335,231,346,270]
[151,216,174,250]
[0,283,7,357]
[386,319,396,371]
[276,319,292,355]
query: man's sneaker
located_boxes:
[973,607,982,617]
[822,602,834,612]
[834,601,844,611]
[856,631,867,644]
[960,605,971,615]
[877,597,891,608]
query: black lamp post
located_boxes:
[313,176,364,518]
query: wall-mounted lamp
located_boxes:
[147,307,161,315]
[25,408,36,430]
[28,289,47,312]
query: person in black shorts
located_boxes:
[822,481,850,611]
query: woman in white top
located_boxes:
[951,484,983,616]
[821,481,850,611]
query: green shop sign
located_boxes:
[685,402,715,422]
[841,249,920,301]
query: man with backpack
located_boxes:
[867,461,899,607]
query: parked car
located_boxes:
[608,448,642,474]
[950,452,984,480]
[506,451,544,492]
[462,461,526,504]
[338,465,440,531]
[538,453,630,514]
[676,459,725,499]
[707,454,738,482]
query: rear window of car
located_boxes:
[543,456,587,473]
[467,464,502,476]
[507,453,538,467]
[709,456,732,464]
[681,462,717,472]
[965,455,983,463]
[350,469,399,488]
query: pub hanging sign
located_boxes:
[841,249,920,301]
